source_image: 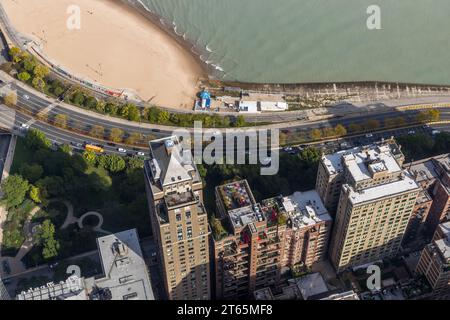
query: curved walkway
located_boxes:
[0,199,110,277]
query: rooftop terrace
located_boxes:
[217,180,256,211]
[323,142,402,182]
[344,173,420,205]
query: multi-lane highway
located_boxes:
[1,74,450,158]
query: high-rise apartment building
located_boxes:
[416,221,450,299]
[316,139,405,213]
[324,142,420,273]
[408,154,450,236]
[144,136,211,300]
[212,180,332,299]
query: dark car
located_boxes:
[107,142,117,147]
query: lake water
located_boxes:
[139,0,450,85]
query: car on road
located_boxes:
[70,142,83,149]
[107,142,117,147]
[21,123,29,130]
[408,130,416,135]
[365,133,373,138]
[23,94,30,100]
[137,152,145,157]
[118,148,127,153]
[432,130,441,136]
[49,262,59,270]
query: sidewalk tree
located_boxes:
[18,71,31,82]
[33,64,50,79]
[1,175,30,209]
[348,123,363,133]
[109,128,124,143]
[125,132,142,145]
[334,124,347,137]
[310,128,323,141]
[9,47,22,63]
[364,119,381,130]
[83,150,97,166]
[54,114,68,129]
[89,125,105,139]
[31,76,46,91]
[26,129,52,150]
[98,154,126,173]
[3,92,17,106]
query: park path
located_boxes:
[1,199,108,278]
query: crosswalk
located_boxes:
[23,102,58,127]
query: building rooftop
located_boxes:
[435,222,450,264]
[344,173,420,205]
[17,229,154,301]
[217,180,256,211]
[322,142,402,182]
[147,136,199,190]
[282,190,332,229]
[17,276,86,300]
[288,273,329,300]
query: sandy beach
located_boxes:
[2,0,204,108]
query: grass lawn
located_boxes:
[10,137,32,174]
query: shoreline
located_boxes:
[2,0,206,109]
[118,0,221,80]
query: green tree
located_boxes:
[54,114,68,129]
[348,123,363,133]
[157,110,170,124]
[72,91,85,106]
[3,92,17,106]
[89,125,105,139]
[1,175,30,209]
[84,96,98,110]
[33,64,50,78]
[105,102,119,115]
[58,144,73,154]
[234,115,246,127]
[98,155,126,173]
[29,185,45,204]
[334,124,347,137]
[19,163,43,183]
[109,128,124,143]
[31,77,46,91]
[364,119,381,130]
[35,220,60,260]
[18,71,31,82]
[125,132,142,145]
[9,47,22,63]
[26,129,51,149]
[310,129,323,140]
[83,151,97,166]
[36,176,64,197]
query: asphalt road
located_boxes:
[1,78,450,157]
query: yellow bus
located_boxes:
[85,144,104,154]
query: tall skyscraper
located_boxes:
[416,221,450,299]
[323,141,421,273]
[144,136,211,300]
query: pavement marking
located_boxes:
[24,102,58,126]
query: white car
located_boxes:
[137,152,145,157]
[118,148,127,153]
[365,133,373,138]
[21,123,29,130]
[23,94,30,100]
